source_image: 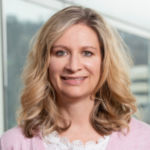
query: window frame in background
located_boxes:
[0,0,5,136]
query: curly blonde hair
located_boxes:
[17,6,137,137]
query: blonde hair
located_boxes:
[17,6,137,137]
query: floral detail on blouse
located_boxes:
[43,131,110,150]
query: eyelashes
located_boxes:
[56,51,67,56]
[55,50,93,57]
[83,51,93,57]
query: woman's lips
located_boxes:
[61,76,87,85]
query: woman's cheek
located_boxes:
[49,57,66,75]
[84,58,101,74]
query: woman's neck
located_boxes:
[56,96,104,143]
[57,95,94,127]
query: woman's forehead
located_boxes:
[52,24,100,49]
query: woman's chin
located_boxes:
[61,91,87,100]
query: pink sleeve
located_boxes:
[0,126,30,150]
[106,117,150,150]
[0,126,45,150]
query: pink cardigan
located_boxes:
[0,117,150,150]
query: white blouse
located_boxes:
[43,131,110,150]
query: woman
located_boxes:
[1,6,150,150]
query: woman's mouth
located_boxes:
[61,76,87,85]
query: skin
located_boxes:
[49,23,103,144]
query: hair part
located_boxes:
[17,6,138,138]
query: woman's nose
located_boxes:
[65,54,82,72]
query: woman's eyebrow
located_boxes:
[82,46,97,50]
[52,45,97,50]
[52,45,69,50]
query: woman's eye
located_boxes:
[83,51,93,57]
[56,51,67,56]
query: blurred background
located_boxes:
[0,0,150,136]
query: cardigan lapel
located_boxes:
[105,131,118,150]
[34,134,46,150]
[105,119,134,150]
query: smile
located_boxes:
[61,76,87,85]
[62,77,85,80]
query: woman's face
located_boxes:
[49,23,102,101]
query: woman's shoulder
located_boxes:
[111,117,150,140]
[0,126,46,150]
[124,117,150,141]
[1,126,25,142]
[129,117,150,134]
[119,117,150,140]
[106,118,150,150]
[0,126,32,149]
